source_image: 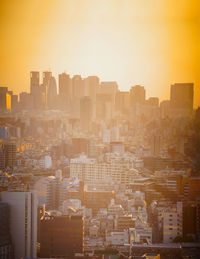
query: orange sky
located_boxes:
[0,0,199,106]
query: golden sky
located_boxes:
[0,0,199,106]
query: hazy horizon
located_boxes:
[0,0,199,105]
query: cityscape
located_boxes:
[0,0,200,259]
[0,72,200,259]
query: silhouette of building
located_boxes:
[30,71,44,109]
[80,96,93,132]
[0,87,11,111]
[170,83,194,117]
[47,76,57,109]
[130,85,146,106]
[59,72,72,110]
[72,75,85,99]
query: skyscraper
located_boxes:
[170,83,194,117]
[130,85,146,106]
[59,72,72,110]
[30,71,39,95]
[80,96,93,132]
[30,71,44,109]
[72,75,85,99]
[47,76,57,109]
[0,87,11,111]
[1,192,38,259]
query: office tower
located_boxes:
[160,100,170,119]
[1,192,38,259]
[84,76,99,100]
[150,135,161,156]
[11,94,18,111]
[115,91,130,114]
[4,142,16,169]
[170,83,194,117]
[146,97,159,107]
[30,71,39,95]
[80,96,93,132]
[30,71,44,109]
[19,92,33,110]
[72,75,85,99]
[0,202,13,259]
[130,85,146,106]
[46,175,62,210]
[59,72,72,110]
[43,71,52,87]
[47,76,57,109]
[40,215,84,258]
[0,87,11,111]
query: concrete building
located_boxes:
[1,192,38,259]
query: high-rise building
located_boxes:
[115,91,130,114]
[47,76,57,109]
[30,71,39,95]
[0,87,11,111]
[59,72,72,110]
[72,75,85,99]
[150,135,161,157]
[43,71,52,87]
[1,192,38,259]
[146,97,159,107]
[170,83,194,117]
[130,85,146,106]
[30,71,44,109]
[19,92,33,110]
[40,215,84,258]
[80,96,93,132]
[84,76,99,100]
[0,202,13,259]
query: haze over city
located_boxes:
[0,1,200,259]
[0,0,200,105]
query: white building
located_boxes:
[70,155,138,184]
[106,230,129,246]
[1,192,38,259]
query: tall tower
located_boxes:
[1,192,38,259]
[59,72,72,110]
[30,71,39,95]
[170,83,194,117]
[80,96,93,132]
[72,75,85,99]
[47,77,57,109]
[130,85,146,106]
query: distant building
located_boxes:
[59,72,72,110]
[80,96,93,132]
[130,85,146,106]
[0,87,11,111]
[170,83,194,117]
[1,192,38,259]
[47,76,57,109]
[150,135,161,156]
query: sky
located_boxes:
[0,0,199,106]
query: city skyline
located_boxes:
[0,0,199,106]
